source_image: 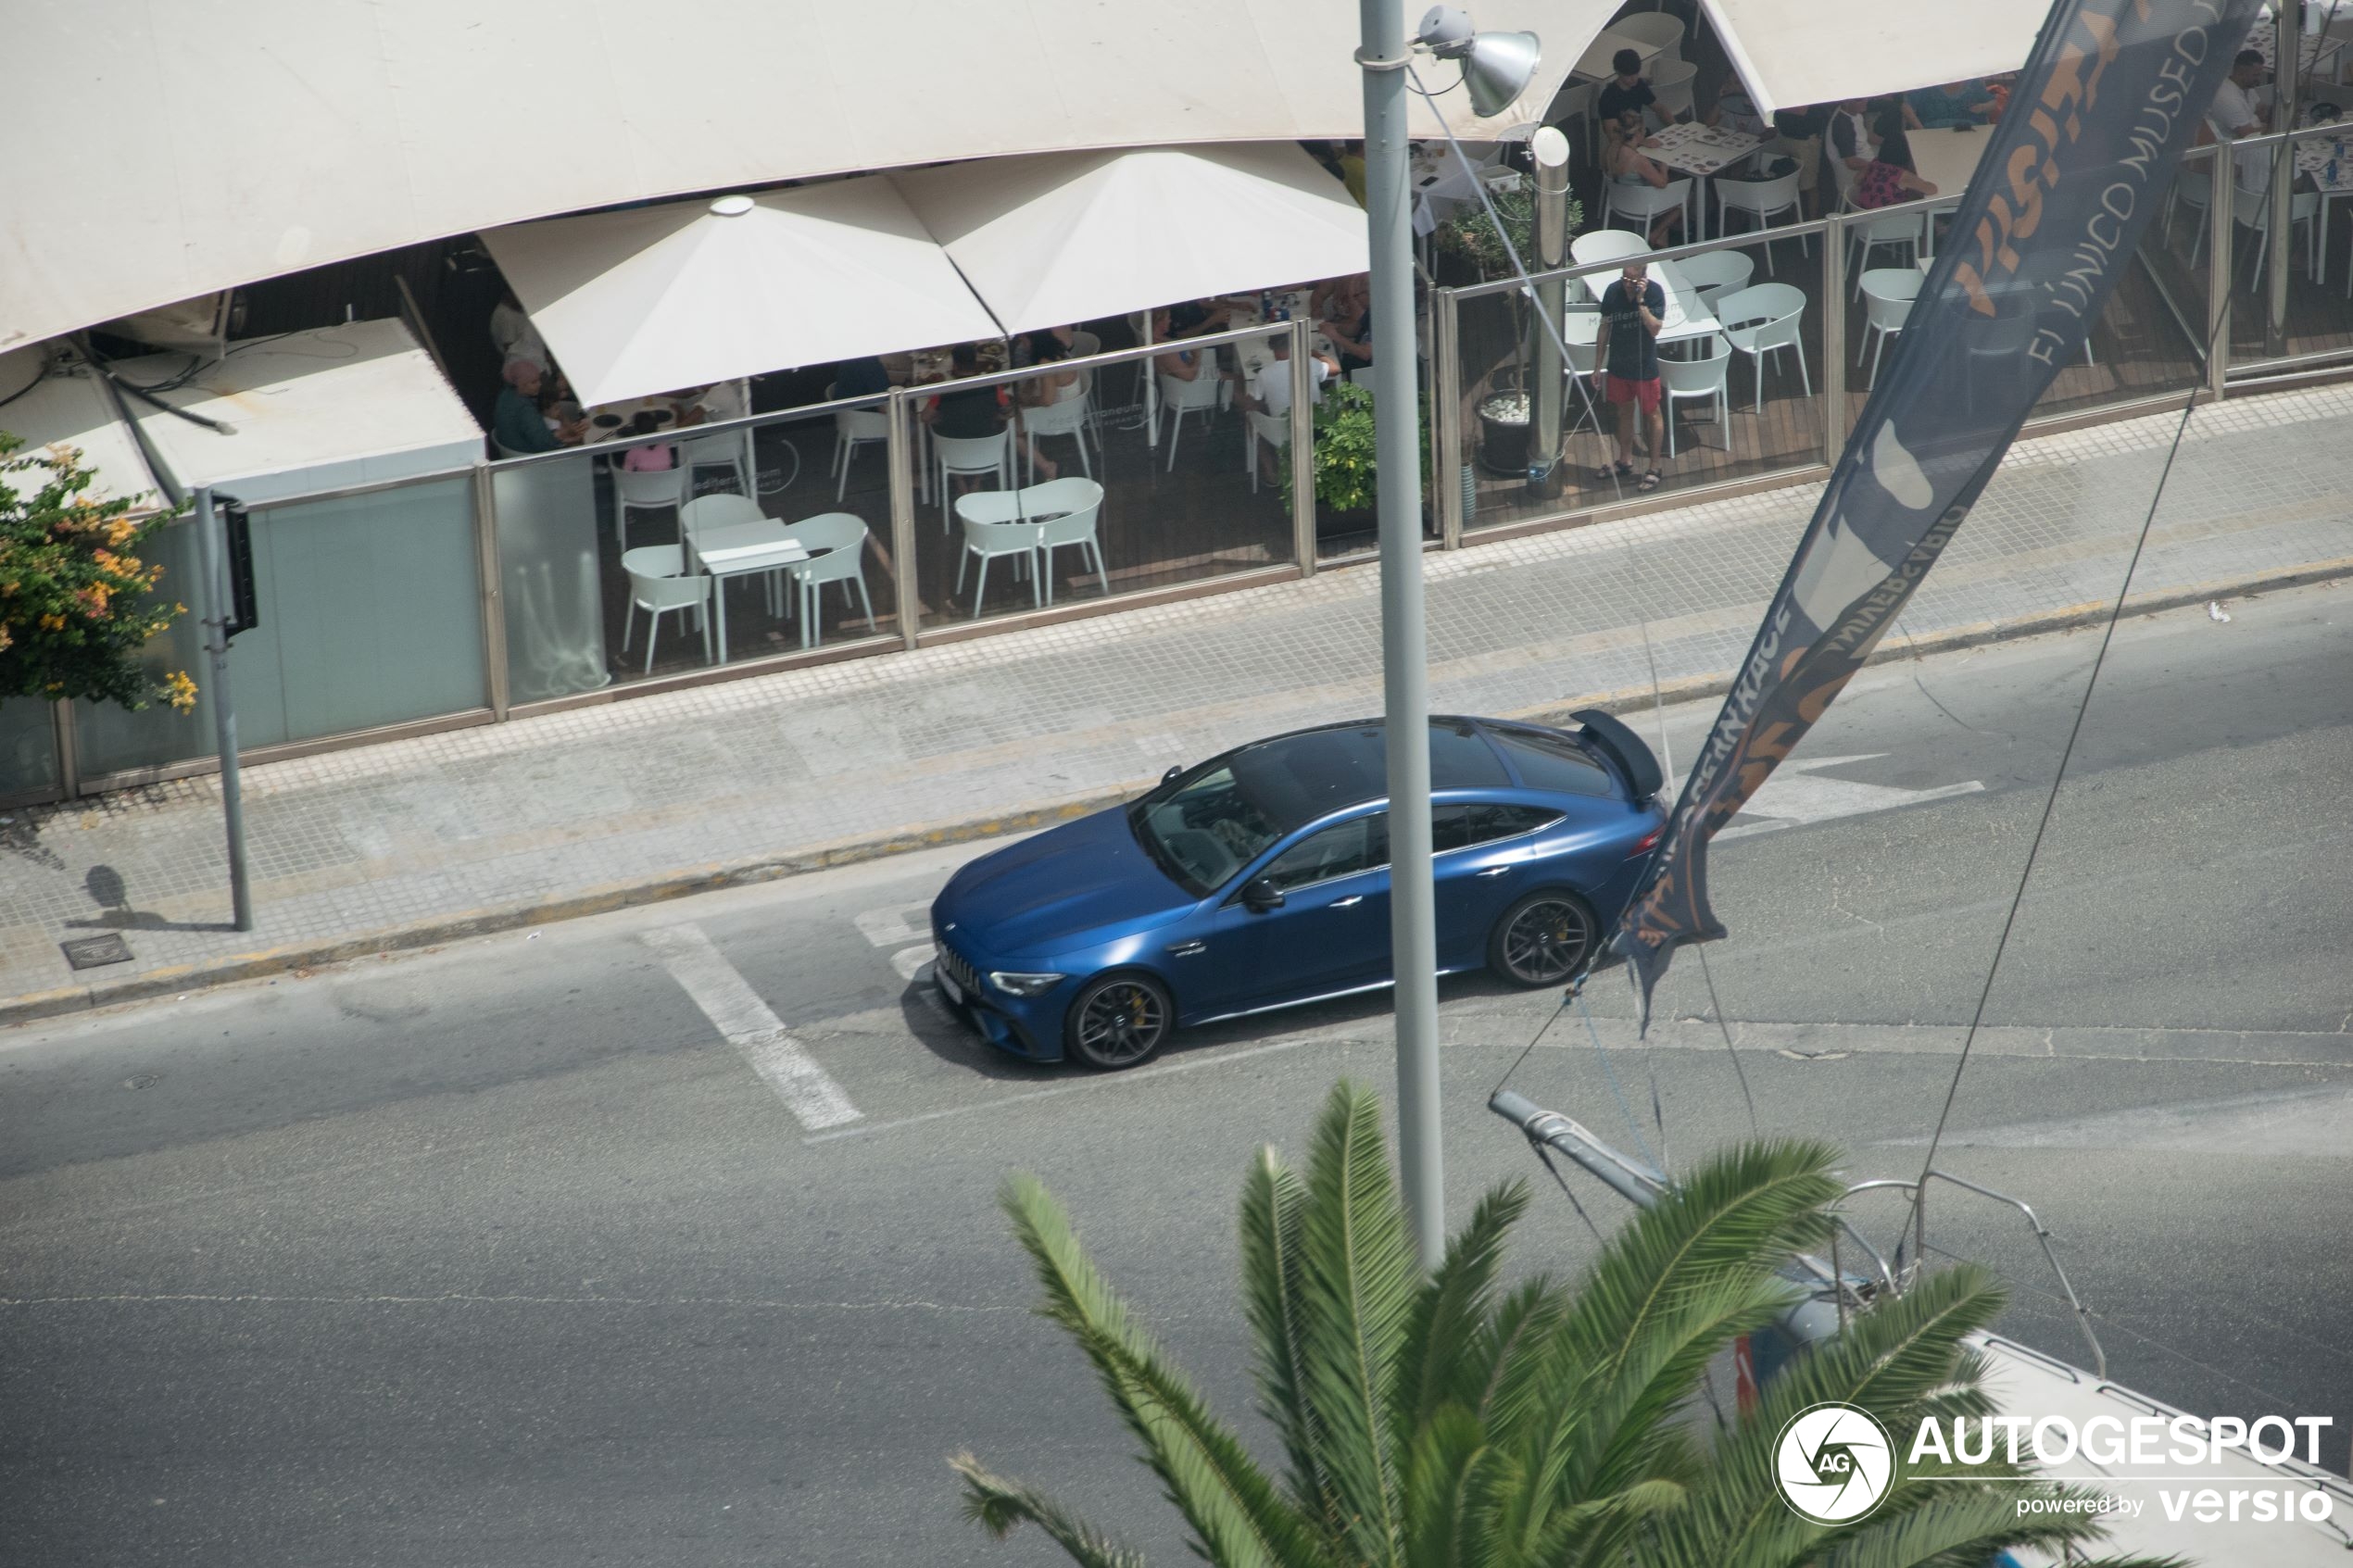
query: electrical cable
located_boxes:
[1529,1140,1607,1244]
[1490,991,1571,1099]
[1575,993,1659,1170]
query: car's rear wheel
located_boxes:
[1065,972,1174,1070]
[1489,890,1599,986]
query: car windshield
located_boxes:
[1128,764,1284,896]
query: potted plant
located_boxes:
[1281,381,1433,544]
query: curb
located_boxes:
[6,558,2347,1029]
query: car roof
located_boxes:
[1226,717,1523,832]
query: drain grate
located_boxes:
[61,934,133,971]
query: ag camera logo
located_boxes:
[1776,1402,1895,1523]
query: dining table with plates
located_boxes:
[1644,121,1764,239]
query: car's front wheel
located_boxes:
[1064,972,1175,1070]
[1489,889,1599,986]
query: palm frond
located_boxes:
[1402,1404,1508,1568]
[1460,1276,1568,1445]
[950,1451,1154,1568]
[1000,1172,1324,1568]
[1392,1180,1528,1450]
[1292,1080,1417,1567]
[1239,1144,1338,1529]
[1818,1483,2158,1568]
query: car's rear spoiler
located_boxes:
[1568,709,1665,801]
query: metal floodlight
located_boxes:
[1415,6,1541,118]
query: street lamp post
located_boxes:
[1355,2,1537,1269]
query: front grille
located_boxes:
[936,940,984,999]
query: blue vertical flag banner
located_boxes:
[1612,0,2261,1030]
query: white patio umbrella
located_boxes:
[891,142,1370,443]
[479,180,1004,409]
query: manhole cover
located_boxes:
[61,934,133,970]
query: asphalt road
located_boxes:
[3,583,2348,1567]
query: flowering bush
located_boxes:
[0,431,194,711]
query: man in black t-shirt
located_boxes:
[1595,50,1656,127]
[1594,260,1667,491]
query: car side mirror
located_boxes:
[1241,878,1286,913]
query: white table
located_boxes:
[2296,135,2353,283]
[1573,30,1662,82]
[1648,122,1764,239]
[690,521,807,665]
[1906,127,1992,205]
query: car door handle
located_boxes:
[1476,866,1513,878]
[1167,940,1206,957]
[1330,895,1365,908]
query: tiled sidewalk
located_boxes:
[5,383,2349,1018]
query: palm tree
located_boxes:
[950,1079,2176,1568]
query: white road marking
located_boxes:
[889,944,936,983]
[641,924,862,1130]
[1709,754,1984,842]
[852,903,932,948]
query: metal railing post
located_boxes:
[887,388,922,648]
[1820,211,1849,458]
[50,698,79,800]
[472,461,510,721]
[2209,142,2234,398]
[1290,317,1318,573]
[1436,288,1466,546]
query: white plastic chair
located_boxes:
[1549,78,1599,164]
[2170,159,2214,250]
[1714,282,1811,409]
[1156,360,1224,469]
[1676,248,1755,316]
[1570,229,1650,269]
[1614,12,1683,65]
[621,553,713,674]
[679,493,786,615]
[1845,207,1925,296]
[1028,477,1109,602]
[1657,332,1732,456]
[780,512,875,647]
[2233,178,2320,287]
[1714,170,1807,272]
[933,430,1012,529]
[955,512,1048,617]
[1020,380,1095,481]
[1856,270,1922,389]
[1561,307,1604,434]
[1245,409,1290,494]
[678,428,753,497]
[1649,58,1698,124]
[1605,177,1693,245]
[830,389,890,502]
[613,465,686,552]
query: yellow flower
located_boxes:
[38,613,66,632]
[162,670,198,713]
[0,624,10,652]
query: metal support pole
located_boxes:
[2269,0,2305,357]
[192,487,254,932]
[887,389,922,649]
[1289,319,1319,574]
[2209,144,2235,395]
[1526,126,1571,500]
[1820,212,1849,458]
[1359,0,1443,1270]
[1435,289,1466,545]
[472,461,510,721]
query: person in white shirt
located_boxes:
[1246,334,1339,484]
[2209,50,2267,143]
[489,289,548,372]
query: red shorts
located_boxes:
[1604,374,1661,413]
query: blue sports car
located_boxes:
[928,711,1667,1069]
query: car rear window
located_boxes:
[1231,721,1511,831]
[1482,725,1618,797]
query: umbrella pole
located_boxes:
[1143,314,1159,448]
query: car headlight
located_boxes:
[988,971,1066,997]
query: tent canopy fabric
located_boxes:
[123,321,483,506]
[892,143,1372,338]
[480,180,1003,409]
[2,0,1613,355]
[1703,0,2044,119]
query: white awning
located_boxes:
[1704,0,2044,119]
[0,0,1615,354]
[122,321,483,505]
[479,182,1003,409]
[892,143,1371,336]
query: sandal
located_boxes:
[1637,470,1664,493]
[1595,459,1634,482]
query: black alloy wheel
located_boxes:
[1065,972,1175,1070]
[1489,890,1599,986]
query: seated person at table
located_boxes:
[2208,50,2270,142]
[1013,335,1079,481]
[1310,273,1366,324]
[1827,97,1876,175]
[1771,102,1831,216]
[1243,334,1339,483]
[1907,79,1997,130]
[1596,50,1655,127]
[833,355,893,399]
[926,345,1008,500]
[682,378,747,425]
[1871,94,1923,138]
[1316,278,1373,372]
[492,359,583,454]
[620,410,674,470]
[1603,107,1685,247]
[1150,308,1221,386]
[1852,129,1938,208]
